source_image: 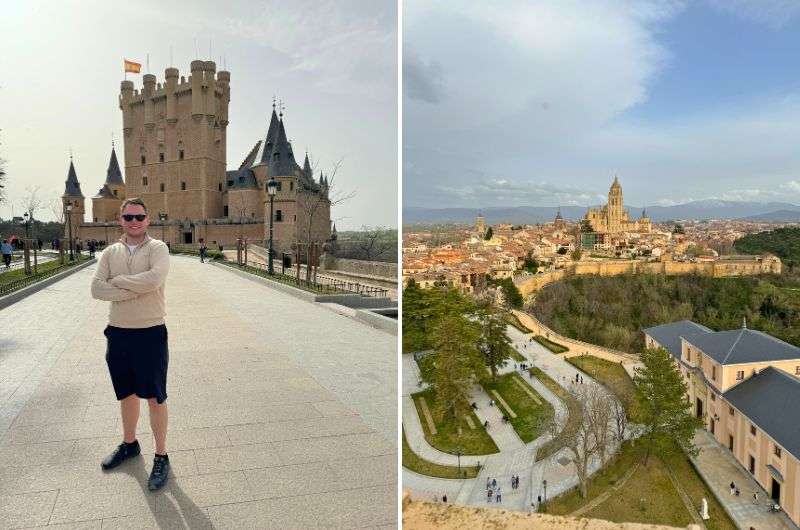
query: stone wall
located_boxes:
[320,255,397,280]
[517,257,780,298]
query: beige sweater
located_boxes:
[91,235,170,328]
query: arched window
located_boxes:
[275,210,283,222]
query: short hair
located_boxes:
[120,197,148,213]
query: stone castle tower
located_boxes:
[62,159,85,239]
[91,146,126,222]
[119,60,230,221]
[475,213,486,236]
[606,176,623,232]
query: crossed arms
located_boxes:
[91,244,170,301]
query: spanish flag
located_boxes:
[124,59,142,74]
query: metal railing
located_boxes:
[0,257,90,297]
[222,260,389,298]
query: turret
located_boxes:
[120,80,134,133]
[217,70,230,126]
[165,67,179,123]
[143,73,156,128]
[190,60,204,118]
[62,158,85,235]
[203,61,217,119]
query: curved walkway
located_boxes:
[402,321,627,513]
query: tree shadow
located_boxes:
[113,458,215,529]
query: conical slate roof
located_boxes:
[95,183,115,198]
[269,119,300,177]
[63,160,83,197]
[260,109,281,165]
[303,153,312,179]
[106,147,124,185]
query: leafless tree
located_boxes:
[611,395,629,444]
[48,197,66,225]
[353,225,394,261]
[296,159,354,282]
[19,186,45,239]
[228,192,255,238]
[587,386,614,467]
[546,384,601,499]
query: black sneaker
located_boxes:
[148,455,170,491]
[101,440,141,470]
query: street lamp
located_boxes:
[543,479,548,505]
[266,177,278,275]
[65,204,74,261]
[158,212,167,243]
[455,446,463,475]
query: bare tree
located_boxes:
[48,197,66,225]
[353,225,394,261]
[587,386,614,467]
[0,129,7,206]
[546,385,601,498]
[228,192,255,238]
[19,186,45,239]
[296,159,354,282]
[611,395,629,445]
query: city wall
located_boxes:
[517,258,780,298]
[320,256,397,280]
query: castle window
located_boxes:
[251,212,255,218]
[218,183,222,191]
[293,214,296,222]
[181,182,186,190]
[160,183,165,192]
[729,406,735,416]
[179,150,184,160]
[142,176,148,186]
[273,152,280,161]
[711,365,716,380]
[775,445,782,458]
[94,218,97,222]
[159,153,164,163]
[750,424,756,436]
[239,176,244,184]
[277,182,282,192]
[290,182,294,191]
[227,180,234,187]
[275,210,282,222]
[736,370,744,380]
[223,205,228,217]
[141,155,146,165]
[113,189,117,197]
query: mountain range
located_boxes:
[404,201,800,225]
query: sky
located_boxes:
[0,0,397,230]
[403,0,800,209]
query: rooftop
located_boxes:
[683,327,800,365]
[643,320,712,361]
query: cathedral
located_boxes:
[61,60,332,260]
[584,177,651,234]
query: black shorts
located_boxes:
[104,324,169,404]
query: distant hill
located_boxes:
[736,210,800,223]
[734,226,800,269]
[404,200,800,225]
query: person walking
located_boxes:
[91,198,171,491]
[198,238,207,263]
[88,239,96,258]
[1,239,12,269]
[753,491,759,505]
[730,481,736,495]
[492,477,497,489]
[487,489,493,503]
[496,486,502,503]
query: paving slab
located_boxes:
[0,253,396,528]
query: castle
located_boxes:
[585,177,651,234]
[61,60,332,261]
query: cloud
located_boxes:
[403,48,445,103]
[431,177,601,206]
[705,0,800,29]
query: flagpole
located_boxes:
[146,53,150,74]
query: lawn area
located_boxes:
[412,388,499,456]
[0,255,89,291]
[507,344,525,362]
[546,441,735,530]
[481,373,554,443]
[529,367,582,461]
[402,429,481,479]
[566,355,645,423]
[534,335,569,353]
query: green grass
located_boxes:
[566,355,645,423]
[411,388,499,456]
[545,441,735,530]
[504,311,530,333]
[534,335,569,353]
[402,429,481,479]
[529,367,582,461]
[481,373,554,443]
[0,255,89,289]
[507,344,525,362]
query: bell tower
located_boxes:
[62,158,85,239]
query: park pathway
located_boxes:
[0,252,396,529]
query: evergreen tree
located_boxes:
[477,303,512,381]
[497,277,523,309]
[428,314,481,420]
[484,226,493,240]
[634,347,703,464]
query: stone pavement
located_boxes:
[691,430,798,530]
[0,253,396,529]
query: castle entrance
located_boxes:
[183,232,193,244]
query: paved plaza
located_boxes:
[0,253,396,529]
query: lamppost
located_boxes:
[267,177,278,275]
[542,479,548,506]
[66,204,74,261]
[455,446,463,475]
[158,212,167,243]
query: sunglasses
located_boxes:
[122,214,147,222]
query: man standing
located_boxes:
[198,238,207,263]
[1,239,12,269]
[90,198,171,491]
